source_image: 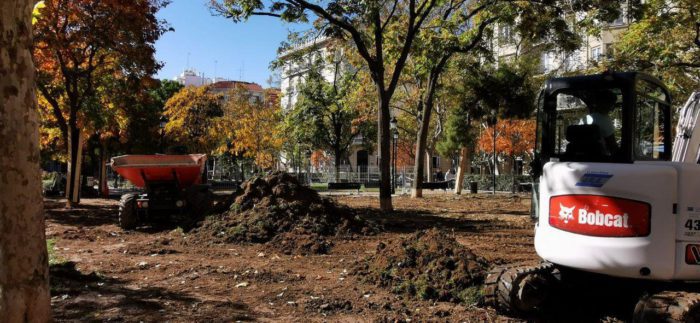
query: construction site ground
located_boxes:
[46,193,546,322]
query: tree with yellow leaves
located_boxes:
[163,86,224,154]
[216,87,284,170]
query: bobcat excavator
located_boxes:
[483,72,700,321]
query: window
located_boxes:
[554,89,623,158]
[432,156,440,168]
[499,25,514,44]
[635,81,668,160]
[591,46,602,61]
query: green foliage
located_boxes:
[438,59,539,157]
[602,0,700,102]
[47,239,65,266]
[285,59,376,167]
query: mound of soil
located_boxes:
[354,229,488,304]
[195,172,377,254]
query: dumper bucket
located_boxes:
[110,154,207,189]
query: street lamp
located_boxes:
[159,115,168,154]
[390,116,398,194]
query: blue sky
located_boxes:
[154,1,306,87]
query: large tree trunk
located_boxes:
[98,140,109,198]
[454,147,471,194]
[334,150,341,182]
[0,0,52,320]
[411,56,449,198]
[65,127,83,207]
[378,92,393,212]
[412,99,430,198]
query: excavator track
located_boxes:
[633,290,700,322]
[482,261,557,315]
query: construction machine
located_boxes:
[111,154,212,230]
[484,72,700,321]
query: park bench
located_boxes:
[328,182,362,193]
[518,182,533,192]
[364,181,380,189]
[419,180,454,191]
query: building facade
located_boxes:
[278,36,455,180]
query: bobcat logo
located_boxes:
[559,204,576,224]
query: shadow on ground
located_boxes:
[51,261,254,321]
[355,208,520,234]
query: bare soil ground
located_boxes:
[46,193,538,322]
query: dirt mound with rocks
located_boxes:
[354,229,488,304]
[195,172,378,254]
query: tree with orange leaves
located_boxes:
[477,119,536,171]
[33,0,170,206]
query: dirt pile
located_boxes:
[195,172,377,254]
[354,229,488,304]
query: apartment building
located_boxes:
[278,36,454,179]
[493,11,630,74]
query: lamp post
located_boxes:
[490,109,497,194]
[306,149,312,186]
[159,115,168,154]
[390,116,398,194]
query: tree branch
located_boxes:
[289,0,376,67]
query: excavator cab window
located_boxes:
[635,80,670,160]
[552,89,623,161]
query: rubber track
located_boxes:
[633,290,700,323]
[482,262,555,315]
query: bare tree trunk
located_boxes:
[411,56,449,198]
[0,0,52,320]
[378,92,393,212]
[65,128,83,207]
[454,147,470,194]
[98,140,109,198]
[334,151,341,183]
[412,100,430,198]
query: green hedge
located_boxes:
[463,174,532,192]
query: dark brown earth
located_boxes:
[193,173,378,255]
[46,193,539,322]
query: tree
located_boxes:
[477,119,536,166]
[212,0,446,211]
[408,0,630,197]
[216,88,285,170]
[287,60,376,181]
[163,86,224,154]
[603,0,700,101]
[0,0,51,319]
[33,0,169,206]
[437,59,539,193]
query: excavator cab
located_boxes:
[534,71,672,169]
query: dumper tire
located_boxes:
[118,193,138,230]
[633,290,700,323]
[184,188,212,228]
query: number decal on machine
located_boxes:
[685,219,700,231]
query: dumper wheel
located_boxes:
[184,188,212,228]
[118,193,138,230]
[633,291,700,322]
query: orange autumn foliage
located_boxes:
[477,119,536,157]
